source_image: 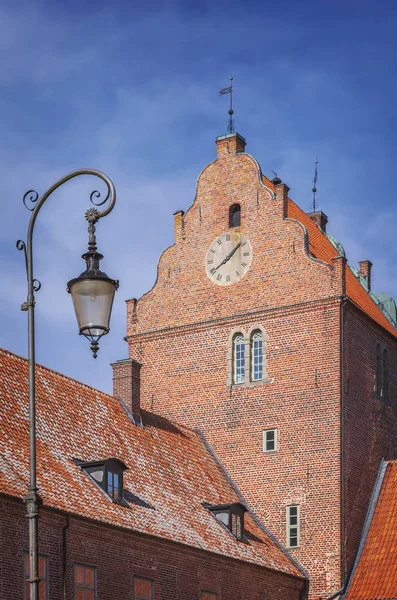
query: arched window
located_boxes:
[251,330,264,381]
[233,334,245,384]
[229,204,241,228]
[376,344,383,397]
[383,349,389,402]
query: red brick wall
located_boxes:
[343,304,397,576]
[126,135,344,599]
[0,496,305,600]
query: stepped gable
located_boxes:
[262,173,396,337]
[342,459,397,600]
[0,348,304,579]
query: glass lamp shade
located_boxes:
[68,278,116,338]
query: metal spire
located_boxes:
[219,76,235,134]
[312,159,318,212]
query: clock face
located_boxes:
[205,232,252,286]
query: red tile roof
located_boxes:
[343,460,397,600]
[0,348,304,579]
[262,174,396,337]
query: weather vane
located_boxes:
[312,159,318,212]
[219,76,235,134]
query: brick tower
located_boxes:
[117,132,397,599]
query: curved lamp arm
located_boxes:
[16,168,116,600]
[17,168,116,302]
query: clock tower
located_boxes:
[118,131,397,600]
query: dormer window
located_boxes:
[206,502,247,541]
[76,458,127,503]
[229,204,241,228]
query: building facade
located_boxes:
[0,348,305,600]
[123,132,397,599]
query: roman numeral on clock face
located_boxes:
[226,275,231,282]
[217,274,222,281]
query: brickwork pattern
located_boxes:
[127,135,345,599]
[125,133,397,600]
[343,305,397,574]
[0,497,305,600]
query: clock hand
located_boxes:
[214,242,242,271]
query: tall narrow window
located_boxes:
[24,554,48,600]
[107,470,120,501]
[229,204,241,228]
[287,505,300,548]
[233,334,245,383]
[74,564,96,600]
[134,577,153,600]
[376,344,383,397]
[383,349,389,402]
[251,330,264,381]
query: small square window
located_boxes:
[263,429,277,452]
[74,564,96,600]
[134,577,153,600]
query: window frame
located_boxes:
[286,504,300,549]
[201,592,218,600]
[229,203,241,228]
[78,457,126,503]
[263,428,278,453]
[23,552,49,600]
[74,563,97,600]
[134,576,154,600]
[383,348,389,402]
[251,330,264,382]
[206,502,247,541]
[233,333,246,384]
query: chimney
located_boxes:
[307,210,328,232]
[173,210,185,242]
[111,358,142,421]
[358,260,373,291]
[216,133,246,158]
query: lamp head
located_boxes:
[67,249,118,358]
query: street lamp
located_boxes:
[16,169,118,600]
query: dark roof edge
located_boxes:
[195,428,309,581]
[340,458,388,600]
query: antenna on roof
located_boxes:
[219,76,235,134]
[312,159,318,212]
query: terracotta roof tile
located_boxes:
[287,196,396,337]
[0,348,303,579]
[344,460,397,600]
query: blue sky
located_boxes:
[1,0,396,394]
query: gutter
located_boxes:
[62,514,70,600]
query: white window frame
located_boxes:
[286,504,300,548]
[233,334,245,384]
[263,429,277,452]
[251,330,264,381]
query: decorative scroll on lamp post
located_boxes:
[16,169,118,600]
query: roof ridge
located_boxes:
[195,428,308,580]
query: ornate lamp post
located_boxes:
[16,169,118,600]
